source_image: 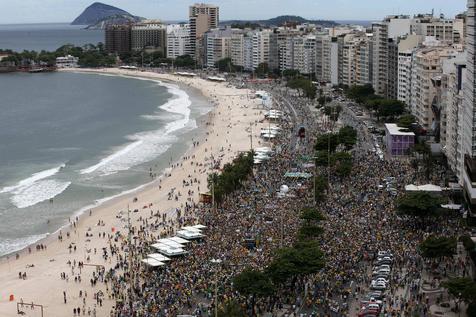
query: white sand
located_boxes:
[0,68,268,317]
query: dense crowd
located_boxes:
[47,75,471,317]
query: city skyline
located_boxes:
[0,0,468,25]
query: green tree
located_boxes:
[215,58,239,72]
[346,84,375,103]
[397,192,443,217]
[282,69,300,79]
[419,236,456,259]
[331,152,353,177]
[300,207,326,223]
[323,105,342,121]
[398,114,416,129]
[174,55,195,68]
[338,126,357,149]
[255,62,269,78]
[266,241,325,284]
[217,300,247,317]
[442,277,476,313]
[315,133,339,152]
[233,269,274,316]
[314,175,328,203]
[315,150,329,167]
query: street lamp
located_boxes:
[210,258,223,317]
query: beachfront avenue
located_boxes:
[0,68,473,317]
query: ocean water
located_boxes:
[0,23,103,52]
[0,71,211,256]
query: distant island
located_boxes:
[71,2,144,29]
[221,15,339,28]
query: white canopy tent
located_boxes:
[157,238,185,248]
[177,230,204,240]
[141,258,165,267]
[405,184,442,193]
[181,226,202,232]
[169,236,190,244]
[191,224,207,230]
[151,244,188,256]
[147,253,171,262]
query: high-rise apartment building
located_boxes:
[204,28,236,68]
[441,53,466,181]
[397,35,425,105]
[409,45,459,132]
[462,0,476,207]
[251,30,271,70]
[105,25,132,54]
[341,33,372,86]
[131,20,167,56]
[372,22,389,96]
[167,24,191,59]
[189,3,219,62]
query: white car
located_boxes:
[372,277,389,284]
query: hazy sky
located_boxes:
[0,0,468,24]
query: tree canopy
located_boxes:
[266,240,325,284]
[287,77,317,99]
[233,269,275,297]
[397,192,443,217]
[217,300,247,317]
[419,236,456,258]
[208,152,254,204]
[442,277,476,305]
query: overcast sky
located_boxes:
[0,0,468,24]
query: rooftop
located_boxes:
[385,123,415,136]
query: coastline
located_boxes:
[0,68,267,317]
[0,70,210,260]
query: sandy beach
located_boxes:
[0,68,268,317]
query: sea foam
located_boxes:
[0,164,71,208]
[80,79,192,176]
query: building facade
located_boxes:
[167,24,191,59]
[105,25,131,54]
[189,3,219,61]
[131,20,167,55]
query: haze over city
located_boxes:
[0,0,468,24]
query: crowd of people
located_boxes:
[26,72,472,317]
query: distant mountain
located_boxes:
[71,2,144,29]
[221,15,339,28]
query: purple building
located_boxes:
[384,123,415,156]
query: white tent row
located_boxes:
[148,253,171,262]
[175,72,197,77]
[141,258,165,267]
[254,147,273,155]
[177,230,204,240]
[207,76,226,82]
[405,184,442,193]
[151,243,188,256]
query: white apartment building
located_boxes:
[56,55,79,68]
[315,35,339,85]
[341,32,372,87]
[167,24,191,59]
[205,28,235,68]
[189,3,219,60]
[441,53,466,182]
[279,35,316,75]
[411,15,455,44]
[372,22,389,97]
[397,35,425,105]
[409,45,459,131]
[462,0,476,208]
[252,30,271,70]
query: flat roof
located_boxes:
[385,123,415,136]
